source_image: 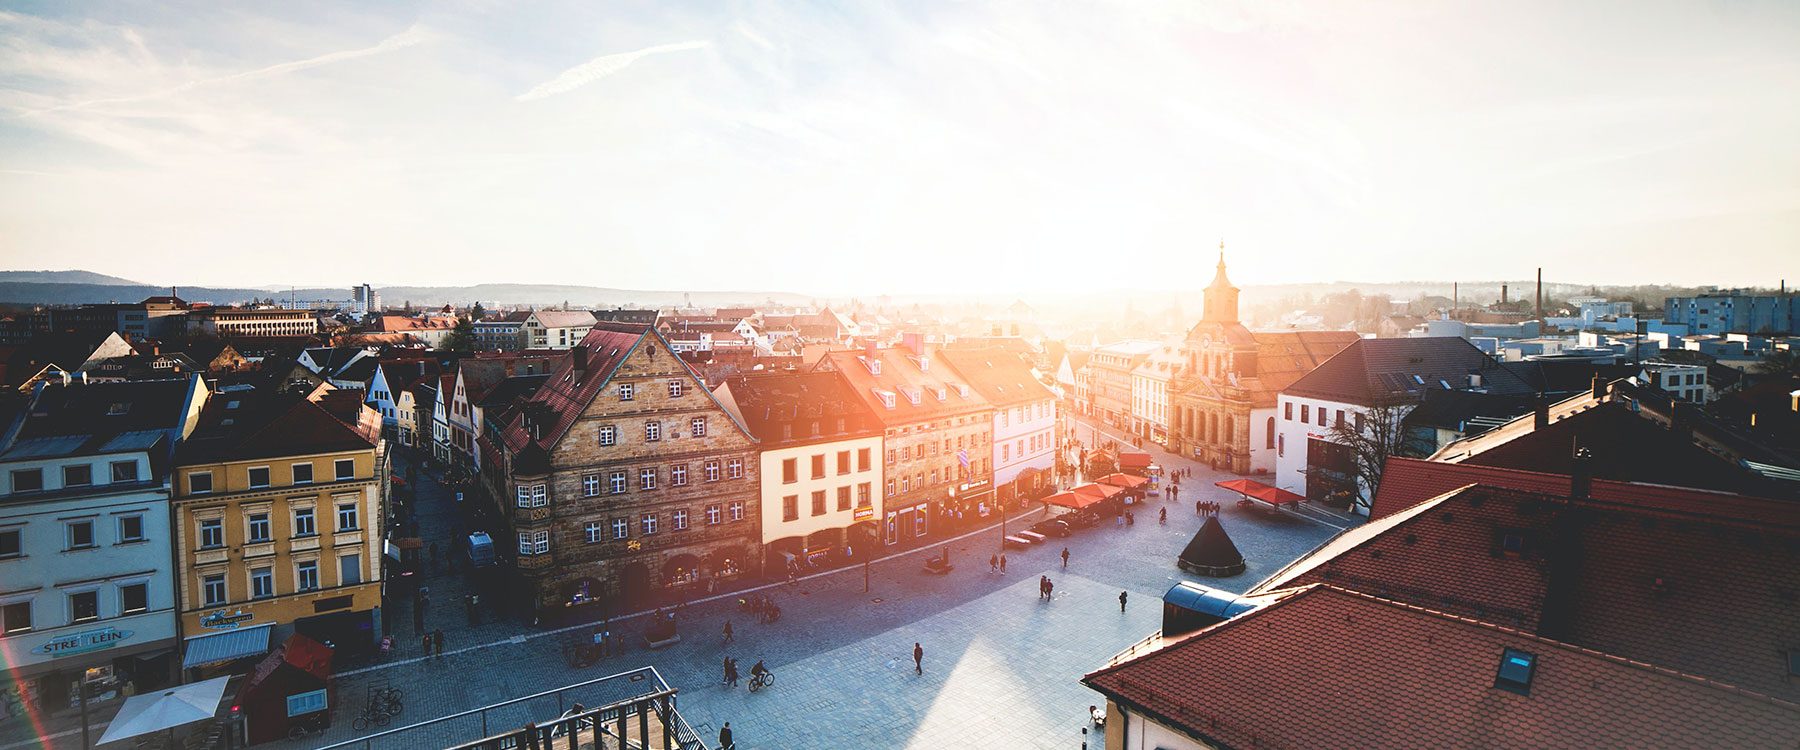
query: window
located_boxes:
[811,455,826,479]
[110,461,138,483]
[858,448,871,472]
[335,459,355,480]
[1317,408,1326,427]
[902,446,911,461]
[612,518,629,539]
[251,567,274,599]
[583,474,600,497]
[887,448,896,465]
[68,519,98,549]
[645,421,662,442]
[886,479,895,497]
[610,472,628,494]
[782,459,797,483]
[619,382,634,401]
[585,521,603,543]
[729,501,744,521]
[836,451,851,475]
[641,514,659,535]
[1494,648,1536,695]
[119,582,145,611]
[728,458,743,479]
[1335,411,1345,428]
[1355,413,1365,432]
[63,465,92,487]
[673,509,688,530]
[706,505,720,525]
[118,515,144,543]
[783,495,798,521]
[837,486,852,512]
[0,528,19,558]
[528,484,547,507]
[901,476,911,493]
[295,560,320,591]
[857,483,871,507]
[188,472,212,494]
[1,601,30,634]
[671,464,688,486]
[293,508,316,537]
[812,490,827,516]
[11,468,42,493]
[292,463,313,485]
[339,554,361,585]
[598,425,616,446]
[336,503,358,531]
[203,574,227,606]
[1300,404,1309,423]
[287,689,328,718]
[669,380,683,398]
[704,461,720,482]
[248,514,270,542]
[1002,444,1010,461]
[518,531,550,555]
[1266,417,1276,449]
[691,417,707,437]
[70,591,99,623]
[639,468,657,490]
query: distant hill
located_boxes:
[0,276,813,309]
[0,270,144,286]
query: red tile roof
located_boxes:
[1372,457,1800,523]
[499,324,648,453]
[1084,584,1800,750]
[935,348,1053,408]
[1255,482,1800,697]
[814,346,991,426]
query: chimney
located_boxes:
[902,332,924,357]
[1535,268,1543,321]
[1453,282,1458,314]
[1501,284,1508,306]
[1570,446,1592,499]
[1590,373,1608,400]
[864,338,878,359]
[1533,394,1550,430]
[570,344,587,370]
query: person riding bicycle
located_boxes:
[750,659,769,683]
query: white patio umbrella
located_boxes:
[97,675,231,746]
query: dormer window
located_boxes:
[930,386,946,402]
[952,383,969,398]
[1493,648,1536,695]
[909,356,929,372]
[872,389,896,408]
[860,356,882,376]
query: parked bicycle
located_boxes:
[370,686,404,716]
[286,713,328,741]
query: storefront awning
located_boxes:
[182,624,273,669]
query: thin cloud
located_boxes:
[516,41,708,102]
[19,26,429,117]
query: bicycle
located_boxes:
[351,700,398,731]
[747,671,774,692]
[286,712,328,740]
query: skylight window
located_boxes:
[1494,648,1536,695]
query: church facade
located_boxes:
[1169,253,1359,474]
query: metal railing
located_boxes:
[314,666,706,750]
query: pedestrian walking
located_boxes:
[1119,591,1128,613]
[723,620,734,644]
[722,656,732,685]
[1038,576,1049,600]
[719,722,735,750]
[727,658,739,687]
[433,628,444,657]
[999,555,1007,573]
[1046,579,1054,598]
[466,594,480,625]
[914,642,924,675]
[1060,547,1069,569]
[1196,498,1204,516]
[420,633,431,655]
[989,554,998,573]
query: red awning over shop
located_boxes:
[1096,473,1150,488]
[1042,491,1101,509]
[1214,479,1305,508]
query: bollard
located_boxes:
[1081,725,1088,750]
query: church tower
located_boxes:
[1202,243,1239,323]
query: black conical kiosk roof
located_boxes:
[1178,515,1246,577]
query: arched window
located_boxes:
[1266,417,1276,449]
[1225,416,1234,444]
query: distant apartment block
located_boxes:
[1664,292,1800,335]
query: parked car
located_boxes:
[1029,519,1071,538]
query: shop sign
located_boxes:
[853,506,875,521]
[958,479,990,493]
[32,627,134,657]
[1305,433,1325,440]
[200,609,255,630]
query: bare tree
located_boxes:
[1309,393,1423,514]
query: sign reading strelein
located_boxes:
[31,627,134,657]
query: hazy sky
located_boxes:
[2,0,1797,294]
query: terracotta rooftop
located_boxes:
[814,345,991,426]
[1252,482,1800,697]
[1284,336,1535,404]
[935,348,1054,408]
[499,324,650,453]
[1084,584,1800,750]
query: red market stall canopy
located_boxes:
[1071,483,1124,501]
[1118,451,1153,470]
[1043,491,1101,510]
[1214,479,1306,509]
[1096,473,1150,488]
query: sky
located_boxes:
[1,0,1797,295]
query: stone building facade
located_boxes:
[482,324,761,616]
